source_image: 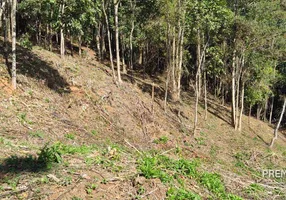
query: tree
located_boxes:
[11,0,17,89]
[114,0,122,84]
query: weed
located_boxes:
[166,187,201,200]
[44,98,50,103]
[153,136,169,144]
[91,130,98,136]
[61,176,73,186]
[40,176,49,184]
[37,143,63,169]
[65,133,75,140]
[71,197,83,200]
[18,113,33,125]
[195,137,206,146]
[28,130,44,138]
[85,183,97,194]
[138,154,199,183]
[245,183,264,193]
[210,145,219,159]
[199,173,225,197]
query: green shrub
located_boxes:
[19,33,33,49]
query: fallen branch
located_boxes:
[124,139,143,156]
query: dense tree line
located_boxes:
[0,0,285,146]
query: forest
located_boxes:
[0,0,285,199]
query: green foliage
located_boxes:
[138,154,199,182]
[28,130,44,138]
[166,187,201,200]
[246,183,265,193]
[71,197,83,200]
[19,33,33,49]
[65,133,75,140]
[153,136,169,144]
[37,143,63,168]
[199,173,225,197]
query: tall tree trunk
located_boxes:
[204,61,207,121]
[257,105,262,120]
[70,34,73,56]
[193,29,201,136]
[121,34,127,74]
[171,27,176,99]
[248,105,252,126]
[221,83,225,106]
[101,23,106,59]
[0,1,7,29]
[3,1,9,76]
[60,2,65,58]
[231,49,237,128]
[270,97,286,148]
[177,25,184,100]
[263,98,268,122]
[102,0,116,80]
[96,23,101,60]
[196,29,201,99]
[269,96,274,124]
[129,0,135,69]
[164,68,170,113]
[138,47,143,65]
[11,0,16,89]
[7,2,11,41]
[238,81,245,131]
[114,0,122,83]
[78,35,82,57]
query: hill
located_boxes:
[0,44,285,200]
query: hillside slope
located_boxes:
[0,45,285,200]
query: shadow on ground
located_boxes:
[0,40,70,93]
[0,155,48,175]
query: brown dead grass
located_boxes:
[0,45,285,199]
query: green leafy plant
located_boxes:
[28,130,44,138]
[19,33,33,49]
[166,187,201,200]
[65,133,75,140]
[153,136,169,144]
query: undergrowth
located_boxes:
[138,153,243,199]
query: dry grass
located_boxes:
[0,44,285,199]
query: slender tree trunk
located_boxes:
[0,1,6,29]
[102,0,116,80]
[3,1,9,76]
[263,98,268,122]
[238,81,245,131]
[96,23,101,60]
[204,64,207,121]
[7,3,11,41]
[78,35,82,57]
[114,0,122,83]
[121,35,127,74]
[164,68,170,113]
[270,97,286,148]
[177,26,184,100]
[257,105,262,120]
[70,35,73,56]
[231,49,237,128]
[269,96,274,124]
[171,27,176,99]
[196,29,201,99]
[11,0,16,89]
[248,105,252,126]
[221,83,225,106]
[60,2,65,58]
[129,0,135,69]
[38,20,42,45]
[138,47,143,65]
[101,24,106,59]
